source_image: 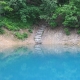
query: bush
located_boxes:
[49,21,57,28]
[0,23,4,27]
[0,17,32,31]
[64,28,70,35]
[28,29,33,33]
[8,0,41,23]
[1,0,80,35]
[0,18,20,31]
[63,15,78,28]
[40,0,57,18]
[77,30,80,34]
[0,1,13,15]
[51,1,80,29]
[15,32,28,40]
[4,23,20,31]
[23,33,28,38]
[0,28,5,34]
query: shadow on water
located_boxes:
[0,45,80,80]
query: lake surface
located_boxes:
[0,45,80,80]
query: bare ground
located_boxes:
[0,25,80,50]
[0,26,37,50]
[42,26,80,45]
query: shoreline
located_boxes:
[0,36,80,51]
[1,27,80,51]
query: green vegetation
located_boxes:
[64,28,70,35]
[0,28,5,34]
[0,0,80,37]
[28,29,33,33]
[15,32,28,40]
[77,30,80,34]
[0,17,32,31]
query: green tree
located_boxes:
[0,1,13,15]
[51,0,80,28]
[40,0,57,21]
[7,0,41,23]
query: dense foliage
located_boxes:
[0,0,80,36]
[52,0,80,28]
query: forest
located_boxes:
[0,0,80,39]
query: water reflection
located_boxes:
[0,45,80,80]
[0,45,80,59]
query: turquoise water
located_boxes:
[0,45,80,80]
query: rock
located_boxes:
[35,37,41,39]
[38,30,44,32]
[35,35,42,37]
[34,25,46,44]
[35,38,41,41]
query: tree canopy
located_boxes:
[0,0,80,35]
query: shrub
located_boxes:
[51,1,80,29]
[0,1,13,15]
[5,23,20,31]
[23,33,28,38]
[40,0,57,22]
[15,32,28,40]
[77,30,80,34]
[49,22,57,28]
[28,29,33,33]
[8,0,41,23]
[0,18,20,31]
[64,28,70,35]
[63,15,78,28]
[0,28,5,34]
[0,17,32,31]
[0,23,4,27]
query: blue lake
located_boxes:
[0,45,80,80]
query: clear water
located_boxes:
[0,45,80,80]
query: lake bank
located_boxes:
[0,26,80,51]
